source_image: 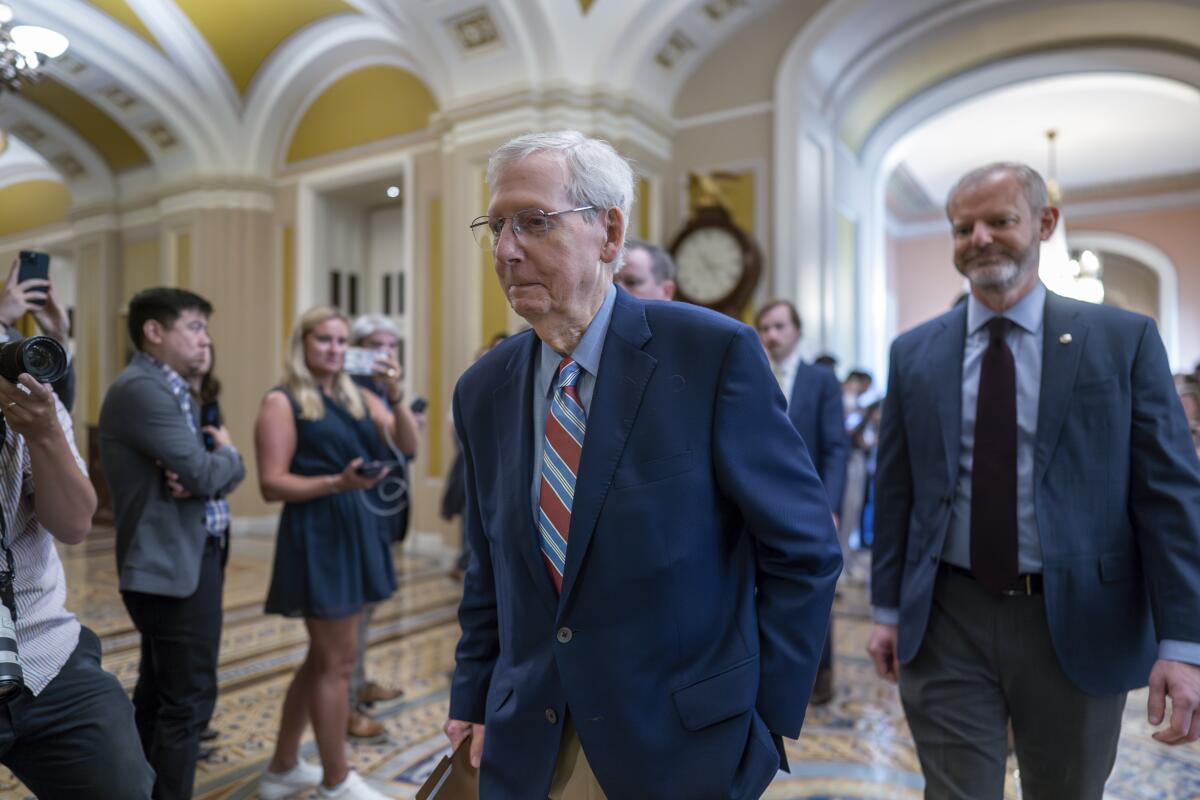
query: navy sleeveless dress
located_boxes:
[264,389,397,619]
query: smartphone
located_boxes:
[356,459,405,478]
[17,251,50,308]
[200,401,221,450]
[409,397,427,414]
[344,347,385,376]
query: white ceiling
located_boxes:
[892,72,1200,206]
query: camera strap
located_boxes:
[0,498,15,624]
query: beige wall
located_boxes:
[1071,207,1200,370]
[890,232,962,334]
[673,0,823,117]
[888,204,1200,370]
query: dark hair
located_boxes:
[197,344,221,405]
[754,299,801,331]
[128,288,213,350]
[624,238,677,284]
[814,354,838,369]
[848,369,873,385]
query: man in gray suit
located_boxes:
[100,287,244,800]
[869,163,1200,799]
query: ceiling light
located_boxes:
[10,26,69,59]
[1038,130,1104,304]
[1,15,70,94]
[386,185,400,199]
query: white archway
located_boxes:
[1068,230,1181,370]
[858,48,1200,380]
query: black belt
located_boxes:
[941,562,1043,596]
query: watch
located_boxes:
[669,206,761,315]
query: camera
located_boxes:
[0,336,69,385]
[0,571,24,702]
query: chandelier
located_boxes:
[1038,129,1104,303]
[0,3,70,94]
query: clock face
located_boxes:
[674,227,744,305]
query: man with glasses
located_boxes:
[445,130,841,799]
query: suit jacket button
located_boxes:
[545,708,558,724]
[557,627,573,644]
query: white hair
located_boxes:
[488,130,634,269]
[350,313,402,344]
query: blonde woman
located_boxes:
[255,307,408,800]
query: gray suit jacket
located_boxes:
[99,356,244,597]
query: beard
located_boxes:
[956,244,1034,291]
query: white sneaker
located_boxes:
[317,769,391,799]
[259,759,323,799]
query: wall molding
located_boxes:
[675,101,773,131]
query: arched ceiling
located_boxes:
[0,0,801,196]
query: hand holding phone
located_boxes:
[17,252,50,308]
[355,459,404,478]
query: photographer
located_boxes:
[343,313,421,739]
[0,370,153,797]
[0,258,76,410]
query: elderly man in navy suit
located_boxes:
[443,130,841,799]
[869,162,1200,799]
[755,299,847,705]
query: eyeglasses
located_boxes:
[469,206,595,250]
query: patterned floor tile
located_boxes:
[0,541,1196,799]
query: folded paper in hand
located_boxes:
[416,734,479,799]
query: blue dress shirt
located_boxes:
[530,283,616,521]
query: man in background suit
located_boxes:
[614,238,676,301]
[444,130,841,799]
[756,300,848,705]
[100,287,245,800]
[869,163,1200,799]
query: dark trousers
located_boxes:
[899,567,1126,800]
[0,626,154,798]
[122,537,224,800]
[819,617,833,671]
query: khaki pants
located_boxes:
[548,715,606,800]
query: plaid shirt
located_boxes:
[135,353,230,537]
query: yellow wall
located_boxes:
[21,79,150,171]
[286,66,438,164]
[686,169,757,322]
[175,0,353,94]
[0,181,71,238]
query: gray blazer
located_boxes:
[99,356,244,597]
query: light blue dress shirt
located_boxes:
[944,282,1045,573]
[530,283,616,521]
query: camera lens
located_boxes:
[0,336,68,384]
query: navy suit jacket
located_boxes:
[450,291,842,799]
[787,362,849,511]
[872,290,1200,695]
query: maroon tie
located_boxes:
[970,317,1019,593]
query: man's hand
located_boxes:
[31,282,70,343]
[867,623,900,683]
[203,425,234,450]
[163,468,192,499]
[444,719,485,768]
[0,259,49,329]
[1148,659,1200,745]
[0,375,60,443]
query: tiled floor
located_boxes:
[2,533,1196,798]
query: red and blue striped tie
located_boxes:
[538,357,585,594]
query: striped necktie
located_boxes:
[538,357,586,594]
